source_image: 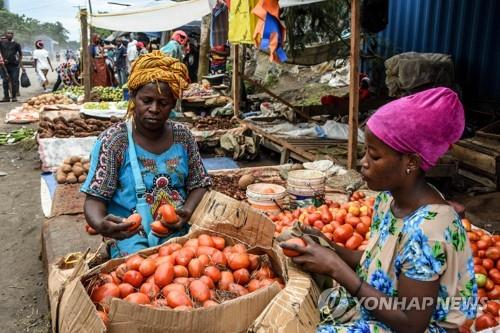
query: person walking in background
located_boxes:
[136,42,148,56]
[33,40,54,92]
[160,30,189,61]
[114,37,128,86]
[0,31,22,102]
[52,50,80,92]
[88,33,112,87]
[127,38,138,72]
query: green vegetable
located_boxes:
[0,127,36,145]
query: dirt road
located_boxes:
[0,67,53,332]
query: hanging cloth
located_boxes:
[228,0,258,44]
[211,2,229,47]
[252,0,287,63]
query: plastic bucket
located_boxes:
[287,170,326,208]
[246,183,286,213]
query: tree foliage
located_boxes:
[282,0,350,55]
[0,8,73,49]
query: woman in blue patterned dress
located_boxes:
[81,51,211,258]
[281,88,477,333]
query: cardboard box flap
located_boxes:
[249,263,321,333]
[107,284,281,333]
[58,278,106,333]
[190,191,275,249]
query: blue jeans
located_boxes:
[116,68,128,87]
[2,65,19,99]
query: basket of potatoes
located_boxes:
[55,156,90,184]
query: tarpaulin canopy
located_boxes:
[89,0,210,32]
[89,0,326,33]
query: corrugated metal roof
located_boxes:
[369,0,500,102]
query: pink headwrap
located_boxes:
[366,87,465,171]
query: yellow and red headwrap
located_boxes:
[127,50,189,118]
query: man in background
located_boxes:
[0,31,22,102]
[114,37,128,86]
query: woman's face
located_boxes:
[132,82,176,131]
[360,128,408,191]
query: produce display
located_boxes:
[91,86,123,102]
[55,156,89,184]
[269,191,375,251]
[85,233,283,327]
[183,82,216,99]
[194,116,239,131]
[211,175,247,200]
[0,128,36,145]
[55,86,85,102]
[38,115,120,138]
[473,300,500,331]
[20,93,73,112]
[83,101,128,111]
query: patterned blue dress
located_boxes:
[317,192,477,333]
[81,121,212,258]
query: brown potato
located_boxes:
[72,166,84,177]
[78,174,87,183]
[83,162,90,172]
[69,156,81,164]
[61,164,72,173]
[63,157,72,164]
[66,172,77,184]
[73,162,83,169]
[56,173,66,184]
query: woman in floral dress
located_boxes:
[81,51,211,258]
[282,87,477,333]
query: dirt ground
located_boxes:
[0,67,52,332]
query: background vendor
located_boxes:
[282,87,477,333]
[81,51,212,258]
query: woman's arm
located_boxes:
[281,236,439,333]
[84,195,138,240]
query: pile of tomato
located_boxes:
[268,191,375,251]
[87,234,283,327]
[460,218,500,332]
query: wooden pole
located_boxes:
[197,14,211,82]
[232,44,240,117]
[80,9,91,102]
[347,0,361,169]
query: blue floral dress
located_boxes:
[317,192,477,333]
[81,121,212,257]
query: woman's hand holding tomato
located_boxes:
[97,214,140,240]
[280,235,351,279]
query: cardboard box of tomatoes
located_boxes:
[55,191,319,333]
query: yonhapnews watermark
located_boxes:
[319,289,483,311]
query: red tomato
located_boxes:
[255,265,275,280]
[478,250,486,258]
[474,265,488,276]
[198,234,215,247]
[321,210,333,223]
[140,282,160,300]
[485,301,500,316]
[159,204,178,224]
[475,313,498,331]
[218,271,235,291]
[248,254,259,271]
[211,236,225,250]
[122,270,144,288]
[486,247,500,261]
[139,259,157,277]
[110,272,121,285]
[307,212,322,224]
[125,213,142,231]
[470,243,478,256]
[333,224,354,243]
[478,288,487,299]
[488,268,500,284]
[118,283,135,299]
[126,255,144,271]
[188,258,203,278]
[345,214,361,228]
[124,292,150,305]
[189,280,211,302]
[173,265,189,278]
[173,277,190,287]
[485,278,495,291]
[477,240,489,250]
[228,283,249,297]
[282,238,307,257]
[233,268,250,285]
[474,257,482,265]
[468,232,479,242]
[161,283,186,298]
[247,279,261,293]
[159,243,182,256]
[176,248,195,266]
[483,258,495,271]
[313,220,325,230]
[355,223,370,236]
[203,300,218,308]
[227,253,250,270]
[166,290,192,308]
[91,283,120,303]
[232,244,247,254]
[151,221,170,236]
[204,266,221,283]
[154,263,174,288]
[345,234,363,250]
[199,275,215,289]
[210,250,227,267]
[198,254,210,267]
